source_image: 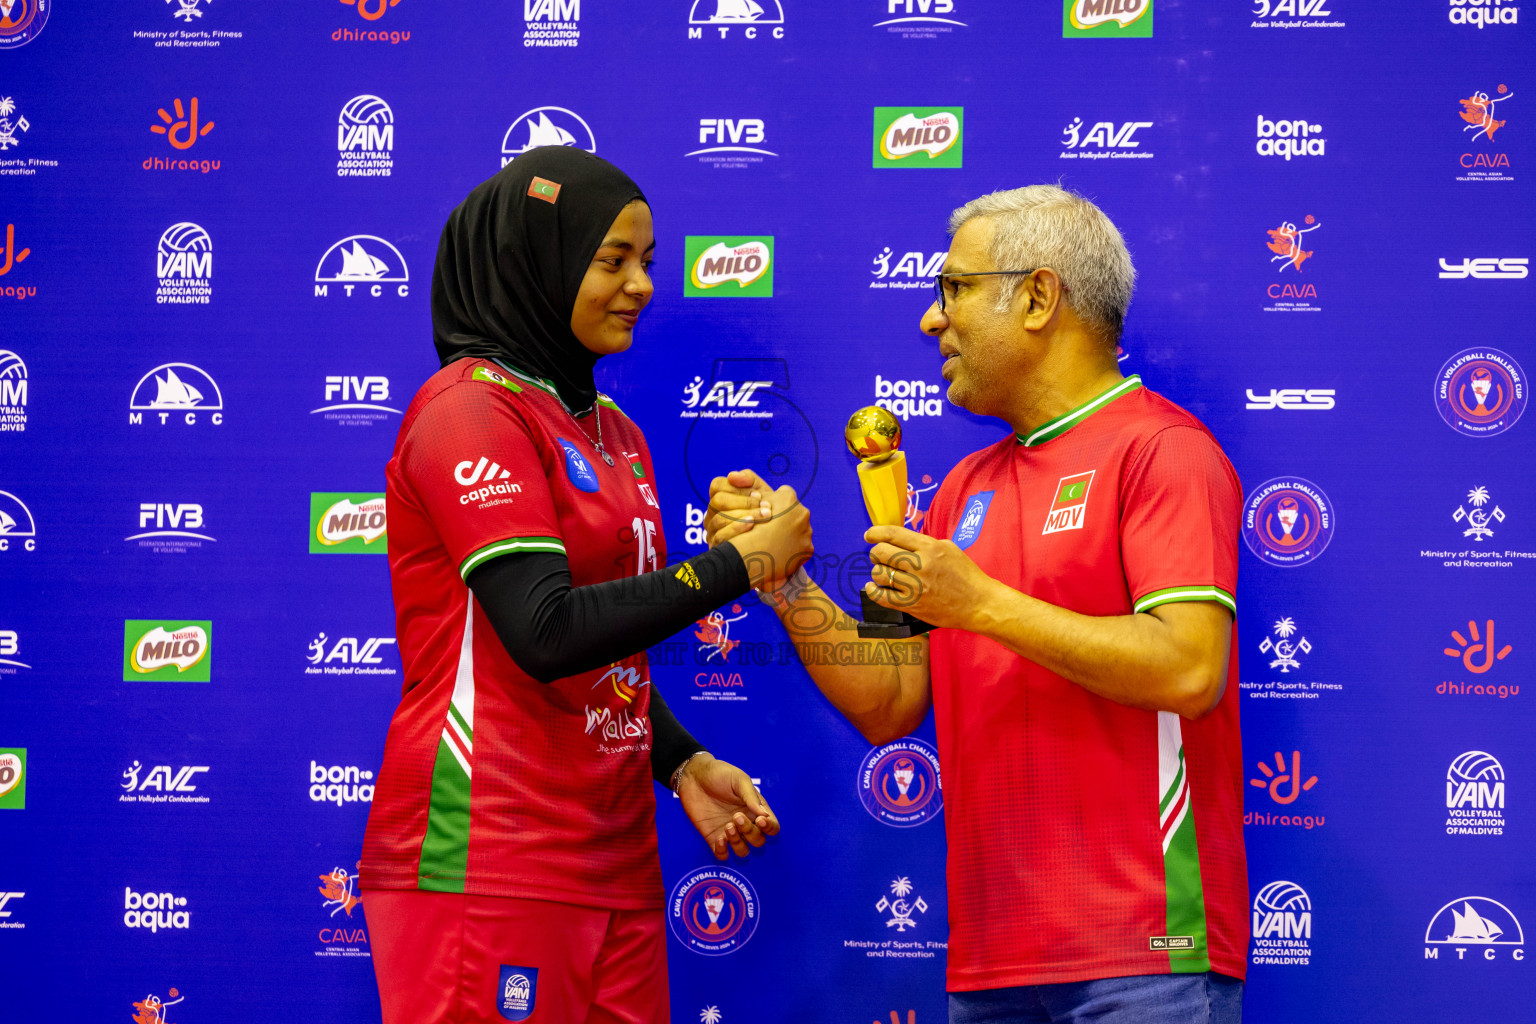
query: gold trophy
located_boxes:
[846,406,935,640]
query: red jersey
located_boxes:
[921,375,1248,990]
[362,357,668,909]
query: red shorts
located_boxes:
[367,888,668,1024]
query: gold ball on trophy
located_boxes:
[845,406,903,463]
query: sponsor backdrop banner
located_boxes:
[1,1,1532,1021]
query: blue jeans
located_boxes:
[949,972,1243,1024]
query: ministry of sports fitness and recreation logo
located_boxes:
[873,107,963,168]
[129,363,224,427]
[875,876,929,931]
[1251,881,1312,966]
[155,223,211,304]
[1063,0,1151,37]
[1242,477,1335,567]
[337,95,393,177]
[876,0,967,37]
[1263,215,1321,312]
[1255,114,1325,160]
[1059,117,1154,159]
[1435,348,1526,436]
[499,966,539,1021]
[500,107,595,166]
[1457,84,1513,183]
[1240,615,1341,701]
[307,631,398,677]
[0,489,36,553]
[0,748,25,809]
[132,988,185,1024]
[312,374,400,427]
[669,866,760,955]
[0,349,26,433]
[1448,0,1520,28]
[310,493,387,553]
[1259,617,1312,673]
[1452,486,1508,542]
[314,235,409,298]
[1250,0,1343,29]
[858,738,943,827]
[123,620,212,682]
[685,237,774,296]
[121,760,210,804]
[128,502,213,553]
[688,118,777,167]
[1446,750,1506,835]
[0,95,31,153]
[870,246,944,291]
[317,863,370,958]
[0,0,49,49]
[524,0,579,47]
[1424,897,1525,960]
[688,0,785,40]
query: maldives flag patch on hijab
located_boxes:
[527,177,561,204]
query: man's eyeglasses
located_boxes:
[931,270,1036,311]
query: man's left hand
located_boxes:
[864,525,997,631]
[676,753,780,860]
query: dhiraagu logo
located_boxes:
[873,107,963,168]
[310,493,387,553]
[123,621,212,682]
[1064,0,1152,38]
[685,237,774,297]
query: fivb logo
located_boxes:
[501,107,595,166]
[1439,257,1529,279]
[877,0,966,34]
[0,628,28,672]
[689,119,777,165]
[688,0,786,40]
[1446,750,1506,835]
[686,237,774,296]
[121,760,210,802]
[1448,0,1520,28]
[310,493,387,553]
[337,95,394,177]
[874,107,963,167]
[128,503,214,552]
[1251,881,1312,965]
[129,363,224,427]
[155,223,212,305]
[124,621,212,682]
[1255,116,1326,160]
[875,374,943,418]
[1425,897,1525,960]
[0,349,26,433]
[871,247,944,290]
[124,887,191,933]
[313,374,400,427]
[524,0,579,48]
[314,235,409,298]
[1059,118,1154,159]
[309,761,375,806]
[0,490,36,552]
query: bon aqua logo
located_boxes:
[123,621,212,682]
[311,493,387,553]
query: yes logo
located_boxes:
[310,494,387,552]
[123,621,212,681]
[1064,0,1152,37]
[686,237,774,296]
[150,97,214,150]
[1043,472,1094,535]
[1445,619,1512,673]
[874,107,963,167]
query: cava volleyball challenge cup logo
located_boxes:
[1435,348,1525,437]
[857,738,943,827]
[668,866,759,955]
[0,0,48,49]
[1242,477,1334,567]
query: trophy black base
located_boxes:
[856,591,935,639]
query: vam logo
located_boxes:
[873,107,963,167]
[0,349,26,432]
[314,235,409,298]
[1251,0,1341,28]
[0,628,28,673]
[123,621,212,682]
[858,737,943,827]
[498,965,538,1020]
[0,748,25,809]
[1258,617,1311,672]
[1064,0,1152,37]
[155,223,212,305]
[337,95,393,177]
[525,0,579,48]
[120,760,210,804]
[123,887,191,933]
[0,95,29,150]
[668,866,760,955]
[313,374,400,426]
[0,0,49,49]
[129,363,224,426]
[1425,897,1525,959]
[875,876,928,931]
[0,489,37,552]
[870,247,945,291]
[686,237,774,296]
[875,374,943,418]
[1255,115,1325,160]
[1446,750,1506,835]
[128,502,213,553]
[688,118,777,167]
[131,989,185,1024]
[1435,348,1526,436]
[688,0,785,39]
[307,632,398,677]
[309,761,375,805]
[1453,486,1506,541]
[876,0,966,37]
[1246,388,1335,410]
[0,890,23,929]
[1448,0,1520,28]
[1439,257,1528,279]
[501,107,595,166]
[310,493,387,552]
[1059,117,1154,159]
[952,490,993,550]
[1251,881,1312,965]
[1241,477,1335,566]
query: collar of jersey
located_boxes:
[489,357,619,416]
[1016,375,1142,448]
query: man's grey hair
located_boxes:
[948,185,1136,344]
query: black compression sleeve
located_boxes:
[646,686,706,787]
[466,544,752,685]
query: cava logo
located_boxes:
[1424,897,1525,959]
[1242,477,1335,566]
[132,989,185,1024]
[877,0,966,36]
[128,502,213,553]
[0,95,29,151]
[524,0,578,47]
[1251,0,1341,27]
[500,107,595,166]
[694,602,748,663]
[120,760,210,804]
[0,0,48,49]
[1458,84,1514,182]
[689,118,776,166]
[0,628,27,673]
[870,247,944,290]
[688,0,786,39]
[307,632,398,676]
[123,621,212,681]
[317,863,370,957]
[313,374,399,426]
[1435,348,1526,436]
[1446,750,1506,835]
[1247,388,1335,410]
[155,222,211,304]
[1448,0,1520,28]
[337,95,393,177]
[1059,117,1154,159]
[1439,257,1529,279]
[1064,0,1152,37]
[129,363,224,426]
[0,349,26,432]
[0,749,24,809]
[314,235,409,298]
[310,493,387,552]
[874,107,963,167]
[310,761,375,805]
[1251,881,1312,965]
[0,489,36,552]
[1255,115,1326,160]
[669,866,760,955]
[875,374,943,418]
[1263,215,1322,311]
[124,887,191,933]
[686,237,774,296]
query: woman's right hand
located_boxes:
[709,468,813,588]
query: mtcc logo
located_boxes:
[1251,881,1312,966]
[501,107,595,166]
[156,222,212,305]
[1446,750,1506,836]
[871,247,944,290]
[129,363,224,427]
[875,876,928,931]
[337,95,394,177]
[314,235,409,298]
[1241,477,1335,567]
[1447,0,1520,27]
[1255,115,1325,160]
[0,490,36,552]
[0,349,27,433]
[169,0,213,22]
[1059,118,1154,159]
[1454,486,1506,541]
[1424,897,1525,959]
[1439,257,1529,279]
[688,0,786,39]
[1444,618,1512,674]
[0,95,29,150]
[309,761,375,806]
[1435,348,1526,437]
[858,738,943,827]
[1258,617,1311,672]
[123,887,191,933]
[668,866,760,955]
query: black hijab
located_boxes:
[431,146,647,413]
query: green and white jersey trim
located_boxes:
[1157,711,1212,973]
[490,358,624,415]
[1135,585,1237,615]
[459,536,566,580]
[419,600,477,892]
[1017,375,1142,448]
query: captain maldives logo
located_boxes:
[310,493,386,552]
[123,621,212,682]
[873,107,963,168]
[686,236,774,297]
[1064,0,1151,37]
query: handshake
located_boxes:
[704,468,815,593]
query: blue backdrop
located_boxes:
[1,2,1532,1022]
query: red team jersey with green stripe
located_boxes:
[361,358,668,909]
[920,376,1248,990]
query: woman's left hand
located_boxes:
[675,753,780,860]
